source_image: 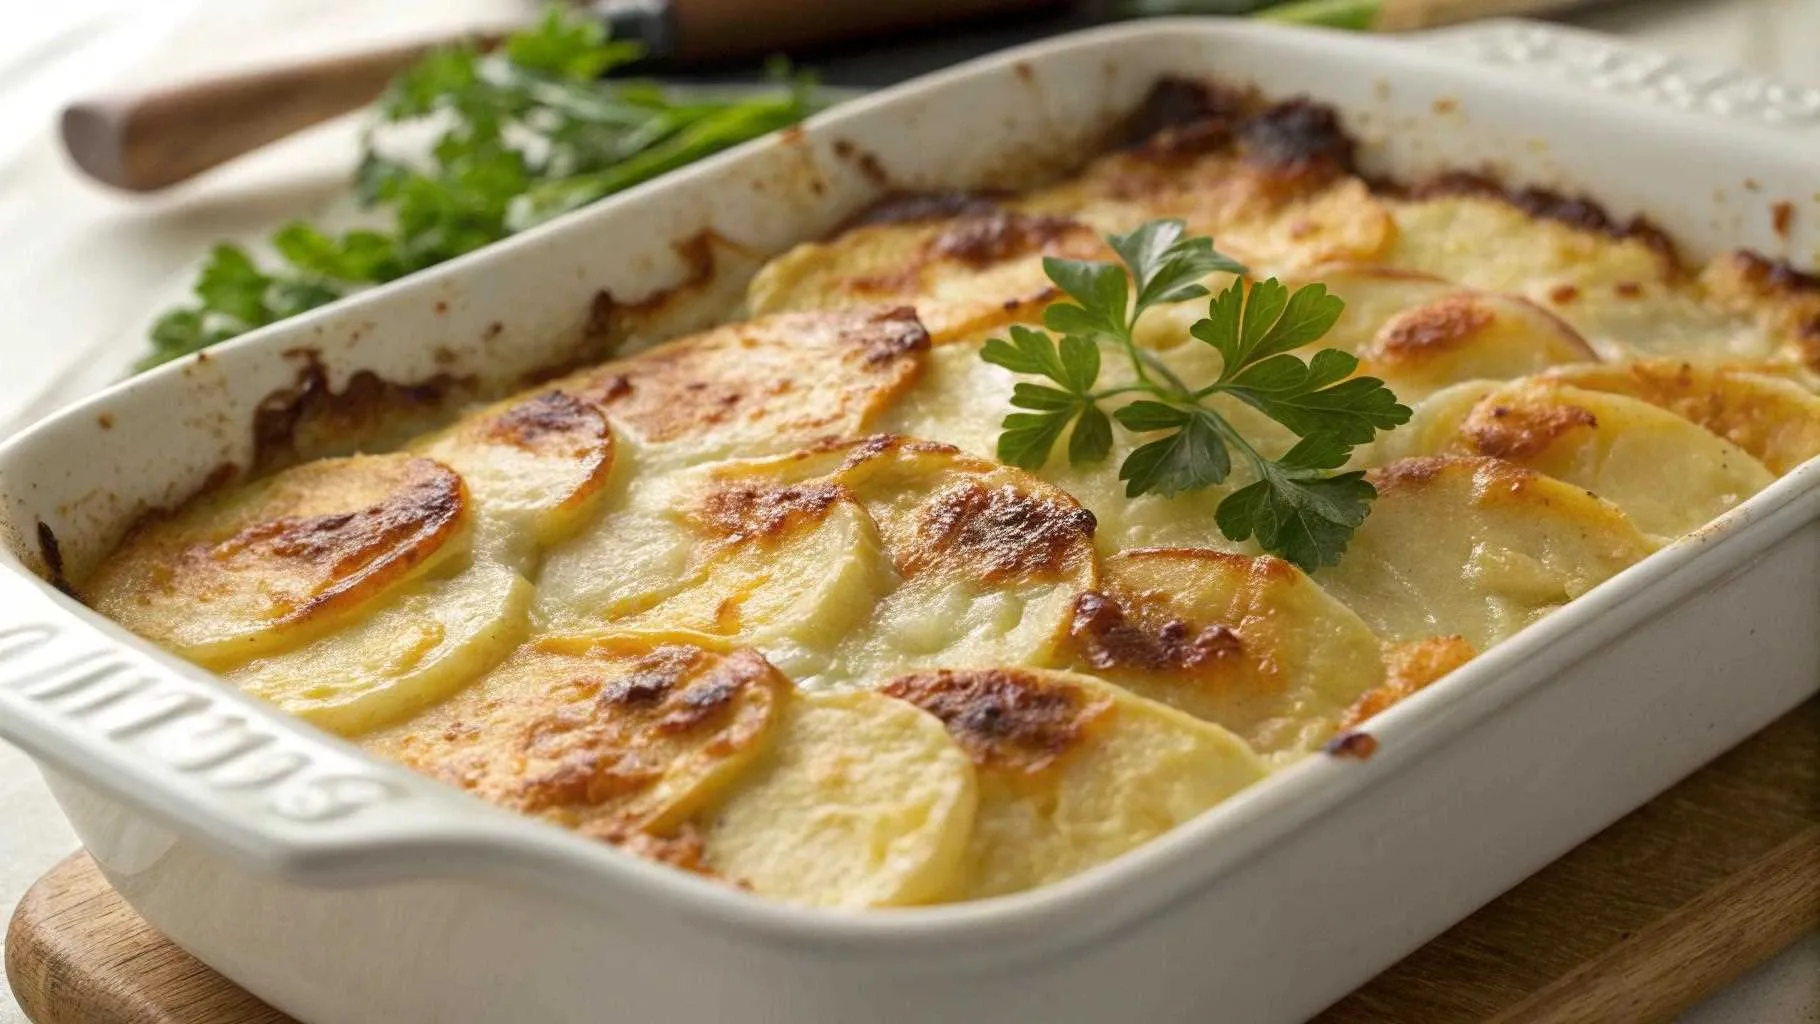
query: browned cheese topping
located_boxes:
[570,307,930,446]
[1461,398,1599,461]
[882,668,1112,775]
[901,481,1097,584]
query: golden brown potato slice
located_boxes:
[1059,548,1387,763]
[1391,379,1775,538]
[1542,360,1820,475]
[364,631,786,837]
[882,667,1266,900]
[1699,251,1820,373]
[416,390,616,549]
[701,690,977,908]
[1318,456,1658,650]
[86,454,470,668]
[1336,634,1476,732]
[226,559,532,737]
[1286,265,1597,401]
[816,438,1102,688]
[747,203,1104,343]
[557,307,930,465]
[533,453,896,682]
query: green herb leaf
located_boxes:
[1119,411,1231,498]
[979,218,1409,570]
[998,411,1074,470]
[140,4,819,371]
[1216,469,1376,571]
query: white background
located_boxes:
[1,0,1817,1021]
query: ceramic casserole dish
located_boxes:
[3,18,1819,1024]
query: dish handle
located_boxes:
[0,561,536,886]
[1409,18,1820,134]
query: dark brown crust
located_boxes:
[1463,399,1598,461]
[1119,77,1251,150]
[1324,731,1379,759]
[480,391,605,453]
[927,212,1090,268]
[903,481,1097,584]
[1237,99,1357,187]
[1772,201,1795,240]
[882,667,1111,775]
[695,481,848,545]
[252,353,474,473]
[206,458,467,625]
[1066,590,1244,676]
[1402,172,1681,267]
[841,190,1008,232]
[34,522,74,597]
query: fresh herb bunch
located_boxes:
[141,7,818,371]
[979,219,1411,570]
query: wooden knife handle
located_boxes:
[60,37,458,193]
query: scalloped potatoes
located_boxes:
[80,80,1820,910]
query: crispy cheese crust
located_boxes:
[83,77,1820,908]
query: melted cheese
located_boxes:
[1387,379,1775,539]
[881,667,1265,900]
[701,690,976,907]
[1320,456,1658,649]
[747,208,1103,343]
[1059,549,1387,763]
[83,84,1820,910]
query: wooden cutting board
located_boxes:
[8,699,1818,1024]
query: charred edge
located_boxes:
[927,212,1088,268]
[253,351,473,472]
[831,138,891,189]
[570,230,730,364]
[1324,731,1378,759]
[483,391,604,451]
[855,307,932,365]
[1237,98,1357,182]
[882,667,1109,774]
[696,481,846,544]
[1119,77,1254,149]
[1401,172,1682,266]
[836,190,1011,234]
[1068,591,1244,675]
[1772,201,1795,240]
[34,521,75,597]
[908,482,1097,583]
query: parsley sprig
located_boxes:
[141,7,818,371]
[979,219,1411,570]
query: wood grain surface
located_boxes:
[7,700,1817,1024]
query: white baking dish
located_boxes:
[3,18,1818,1024]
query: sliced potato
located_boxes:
[882,666,1266,900]
[1542,360,1820,475]
[812,439,1102,688]
[1059,548,1387,762]
[556,307,930,466]
[1319,456,1658,650]
[363,632,786,836]
[227,559,532,736]
[1392,379,1775,538]
[747,205,1104,343]
[1290,265,1597,400]
[1336,634,1476,732]
[86,454,470,668]
[702,690,977,908]
[416,390,615,550]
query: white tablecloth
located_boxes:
[1,1,1817,1021]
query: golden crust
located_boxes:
[86,454,470,667]
[882,667,1112,775]
[564,307,929,456]
[364,632,786,837]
